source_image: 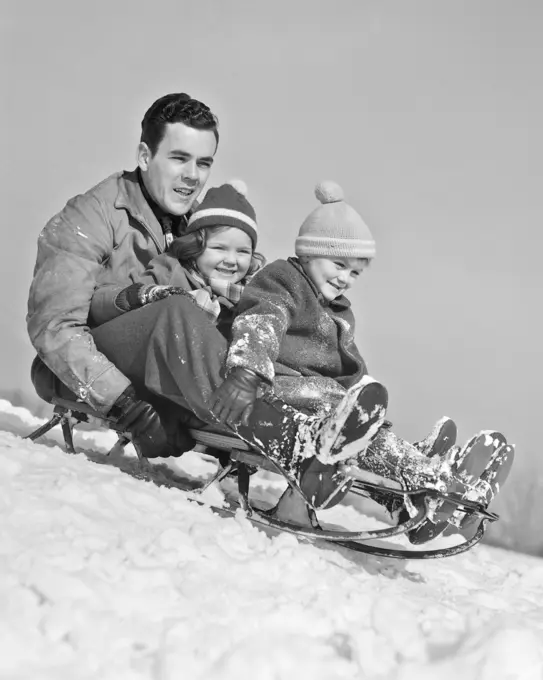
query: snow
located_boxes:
[1,403,542,680]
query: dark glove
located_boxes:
[114,283,188,312]
[208,367,262,427]
[109,386,194,458]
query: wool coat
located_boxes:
[227,257,368,411]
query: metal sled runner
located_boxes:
[24,397,500,560]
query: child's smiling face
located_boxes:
[196,227,253,283]
[300,256,369,302]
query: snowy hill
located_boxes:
[1,402,542,680]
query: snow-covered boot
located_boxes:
[442,437,514,540]
[359,428,453,495]
[414,416,457,458]
[407,430,508,544]
[234,376,388,519]
[365,418,458,516]
[346,428,492,540]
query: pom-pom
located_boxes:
[227,178,248,197]
[314,180,344,204]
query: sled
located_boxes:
[24,396,501,560]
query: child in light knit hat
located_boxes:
[211,180,379,516]
[217,179,375,415]
[210,181,506,544]
[294,179,376,304]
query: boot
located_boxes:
[408,430,508,544]
[361,428,454,493]
[364,418,457,518]
[413,416,457,458]
[351,427,455,530]
[363,428,506,545]
[233,375,388,512]
[444,440,514,540]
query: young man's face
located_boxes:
[301,256,369,302]
[138,122,217,216]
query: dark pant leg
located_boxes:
[30,355,80,403]
[91,295,228,424]
[91,296,360,505]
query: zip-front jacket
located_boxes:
[27,170,175,414]
[226,257,368,393]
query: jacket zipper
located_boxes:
[132,212,165,254]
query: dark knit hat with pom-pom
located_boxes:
[295,180,375,259]
[186,179,258,247]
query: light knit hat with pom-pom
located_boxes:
[187,179,258,246]
[295,180,375,259]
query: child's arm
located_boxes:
[226,262,299,383]
[89,253,191,327]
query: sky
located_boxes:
[2,0,543,479]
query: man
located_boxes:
[26,91,389,510]
[27,93,219,457]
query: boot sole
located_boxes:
[300,378,388,509]
[319,377,388,464]
[415,417,457,458]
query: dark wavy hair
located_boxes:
[141,93,219,155]
[169,227,266,278]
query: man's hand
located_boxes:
[110,386,194,458]
[208,367,262,427]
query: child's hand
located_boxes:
[139,285,188,306]
[114,284,188,312]
[208,367,262,427]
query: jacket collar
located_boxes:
[287,257,351,310]
[136,169,187,238]
[114,170,165,253]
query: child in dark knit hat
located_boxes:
[90,180,265,334]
